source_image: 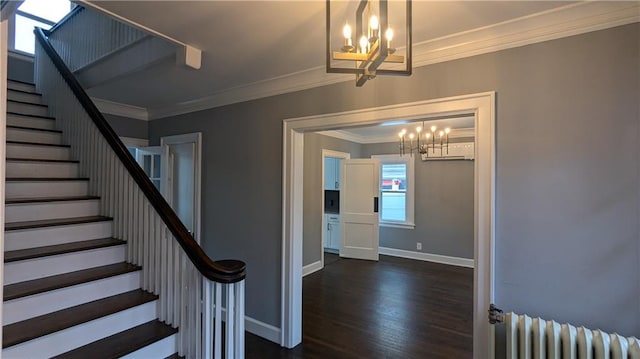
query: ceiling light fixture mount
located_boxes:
[326,0,412,87]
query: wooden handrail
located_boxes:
[34,27,246,284]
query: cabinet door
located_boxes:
[330,221,341,249]
[324,158,336,190]
[334,158,340,189]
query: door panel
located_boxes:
[339,159,379,261]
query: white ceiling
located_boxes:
[81,1,582,112]
[78,0,638,118]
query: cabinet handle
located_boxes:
[335,181,338,189]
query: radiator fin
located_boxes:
[505,313,639,359]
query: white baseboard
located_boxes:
[302,260,322,277]
[245,316,281,344]
[379,247,474,268]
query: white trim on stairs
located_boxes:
[379,247,474,269]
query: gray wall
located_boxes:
[361,141,474,259]
[149,24,640,336]
[8,53,34,83]
[302,132,363,265]
[104,113,149,140]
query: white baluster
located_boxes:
[235,280,245,358]
[214,282,222,359]
[203,280,213,358]
[226,283,235,359]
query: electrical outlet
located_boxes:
[416,242,422,251]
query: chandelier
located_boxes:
[398,122,451,158]
[326,0,412,87]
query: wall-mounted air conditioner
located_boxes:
[420,142,474,161]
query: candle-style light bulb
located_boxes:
[343,23,352,48]
[430,125,437,133]
[416,126,422,133]
[370,15,379,31]
[425,133,431,139]
[445,127,451,135]
[439,130,444,137]
[385,27,394,50]
[360,35,368,53]
[409,133,415,139]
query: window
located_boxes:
[11,0,73,54]
[372,154,415,229]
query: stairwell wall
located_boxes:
[149,24,640,336]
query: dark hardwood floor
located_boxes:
[246,253,473,359]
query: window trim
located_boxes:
[372,154,415,229]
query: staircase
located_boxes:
[3,79,181,358]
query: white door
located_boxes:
[161,133,202,244]
[135,145,169,199]
[339,159,380,261]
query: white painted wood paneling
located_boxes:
[3,271,141,325]
[7,90,43,104]
[6,199,100,222]
[5,221,113,251]
[6,143,70,161]
[6,127,62,145]
[6,113,55,130]
[6,160,79,178]
[2,301,157,358]
[7,80,35,93]
[4,246,125,285]
[6,180,88,198]
[6,101,48,117]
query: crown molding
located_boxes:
[91,97,149,121]
[147,1,639,120]
[319,127,474,144]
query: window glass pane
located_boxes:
[143,155,152,176]
[14,15,51,54]
[18,0,71,23]
[381,192,406,221]
[381,163,407,191]
[153,155,161,178]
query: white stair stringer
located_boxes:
[6,179,89,198]
[7,80,36,93]
[6,199,100,222]
[6,127,62,145]
[2,300,158,358]
[6,101,49,117]
[120,333,178,359]
[6,113,56,130]
[6,160,79,178]
[5,220,113,251]
[6,142,70,161]
[7,89,43,104]
[3,270,141,325]
[4,245,125,285]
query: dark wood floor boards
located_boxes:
[246,253,473,358]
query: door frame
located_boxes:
[160,132,202,244]
[320,149,350,269]
[281,92,496,357]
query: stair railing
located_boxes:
[34,27,245,359]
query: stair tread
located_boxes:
[8,88,42,96]
[4,262,141,301]
[6,195,100,204]
[8,79,35,86]
[53,320,176,359]
[7,99,48,107]
[6,158,78,163]
[6,177,89,181]
[3,289,158,349]
[7,124,61,133]
[7,111,55,120]
[5,238,124,263]
[6,215,112,231]
[7,140,68,148]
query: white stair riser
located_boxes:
[6,143,70,161]
[5,221,113,251]
[7,81,36,93]
[3,271,141,325]
[6,200,100,222]
[6,181,89,198]
[2,301,157,358]
[7,114,56,130]
[4,246,125,285]
[7,128,62,145]
[8,90,43,104]
[6,161,79,178]
[7,101,49,117]
[120,334,177,359]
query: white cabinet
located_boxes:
[324,157,341,190]
[324,214,341,251]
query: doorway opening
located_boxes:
[282,92,495,357]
